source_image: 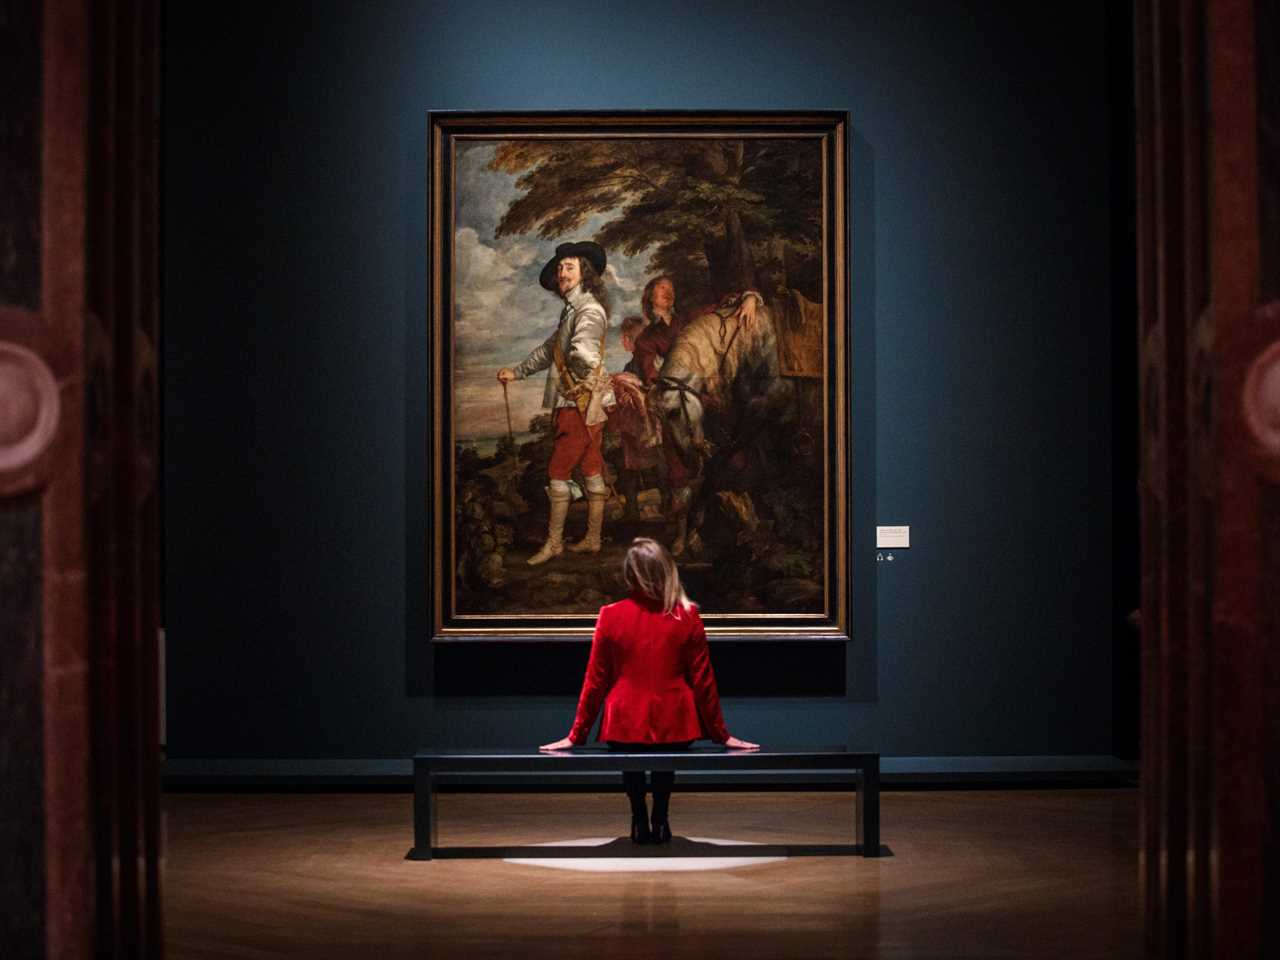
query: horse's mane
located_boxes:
[664,306,773,390]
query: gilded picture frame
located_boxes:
[429,111,850,641]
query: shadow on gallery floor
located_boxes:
[163,788,1138,959]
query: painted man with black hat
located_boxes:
[498,241,615,565]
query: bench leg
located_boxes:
[412,764,436,860]
[859,759,881,857]
[855,771,863,848]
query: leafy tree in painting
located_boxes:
[488,139,822,306]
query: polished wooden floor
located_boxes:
[163,788,1138,959]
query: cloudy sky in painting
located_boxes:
[452,141,652,440]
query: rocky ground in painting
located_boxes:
[454,425,824,616]
[500,507,675,615]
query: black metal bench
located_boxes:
[409,745,883,860]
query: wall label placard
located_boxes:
[876,525,910,549]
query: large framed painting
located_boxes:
[429,111,850,640]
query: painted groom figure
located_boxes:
[498,241,614,565]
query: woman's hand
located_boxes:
[723,735,760,750]
[539,737,576,752]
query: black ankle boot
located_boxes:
[625,774,651,844]
[650,771,674,843]
[649,814,672,844]
[631,812,653,844]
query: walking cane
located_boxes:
[501,380,516,475]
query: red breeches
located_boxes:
[547,407,604,480]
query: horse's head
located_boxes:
[653,376,712,470]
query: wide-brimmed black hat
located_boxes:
[538,241,607,292]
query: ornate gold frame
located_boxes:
[428,111,850,641]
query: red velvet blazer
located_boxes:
[568,593,730,745]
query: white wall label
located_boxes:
[876,525,910,548]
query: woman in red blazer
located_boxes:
[540,538,758,843]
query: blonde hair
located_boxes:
[622,538,693,616]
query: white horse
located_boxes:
[651,299,800,552]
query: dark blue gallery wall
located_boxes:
[163,1,1122,765]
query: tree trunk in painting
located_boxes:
[705,208,757,300]
[696,140,758,297]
